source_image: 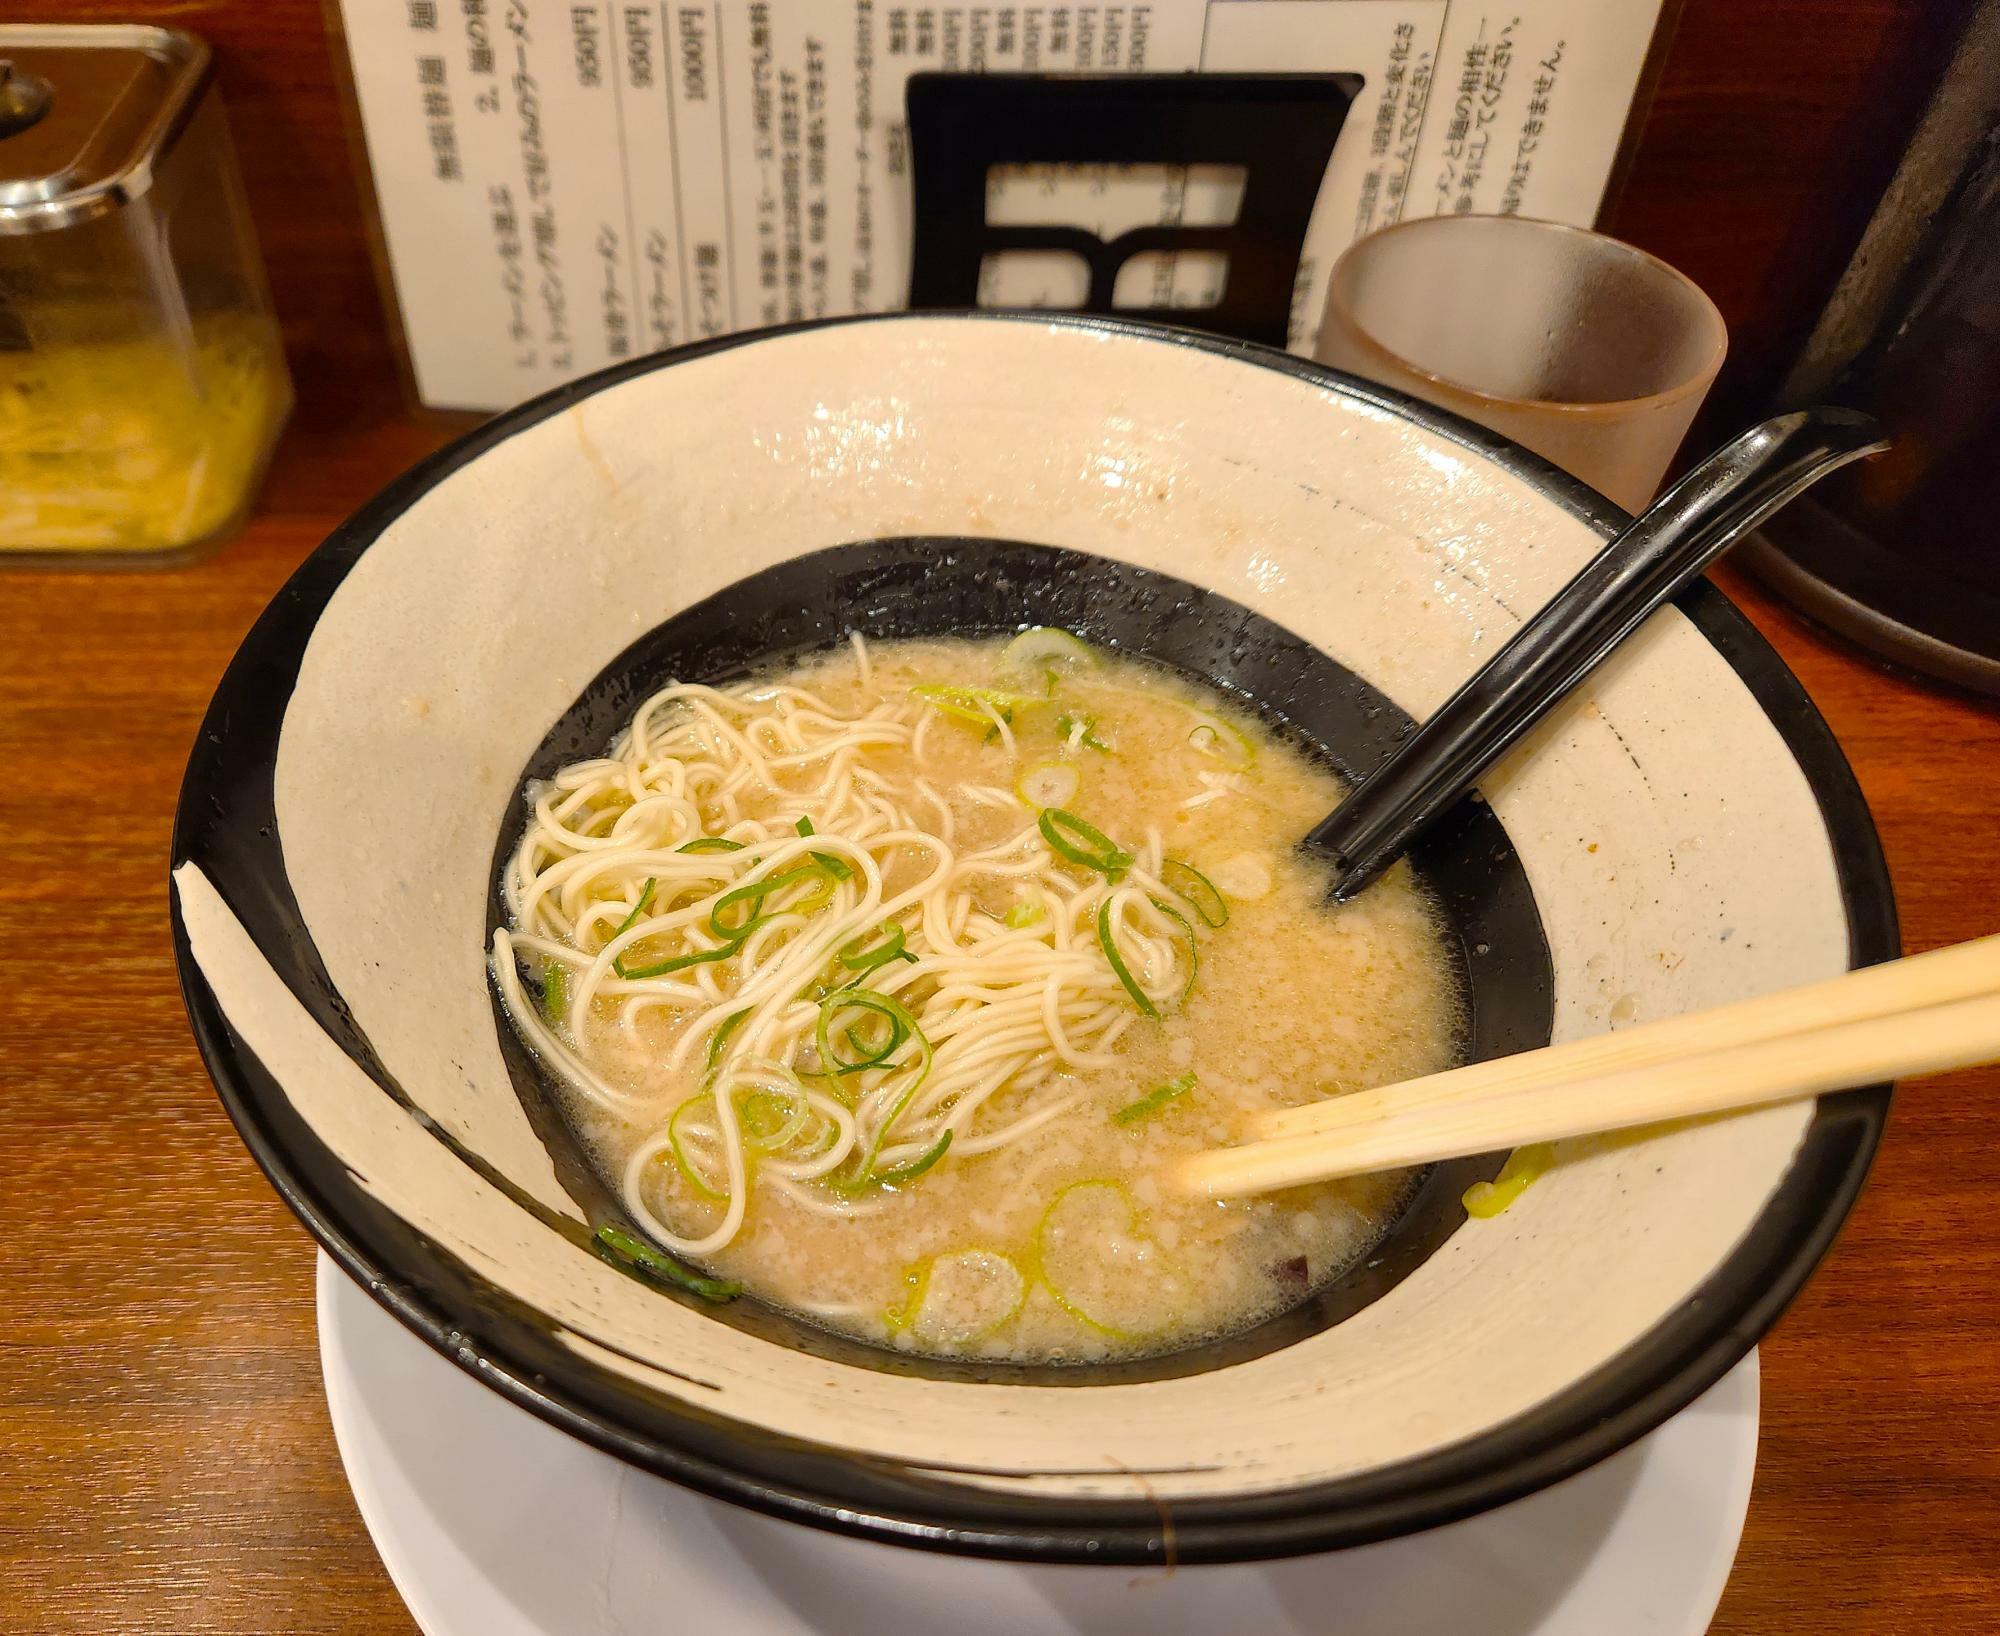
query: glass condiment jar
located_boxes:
[0,25,291,564]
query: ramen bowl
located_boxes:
[172,313,1891,1563]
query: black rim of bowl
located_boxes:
[171,310,1896,1565]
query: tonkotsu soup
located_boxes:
[493,632,1461,1361]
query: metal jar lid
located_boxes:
[0,24,212,236]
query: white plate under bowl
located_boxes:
[319,1253,1758,1636]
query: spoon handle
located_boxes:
[1308,408,1889,901]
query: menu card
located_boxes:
[337,0,1665,409]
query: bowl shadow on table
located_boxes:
[711,1449,1643,1636]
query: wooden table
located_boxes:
[1,420,1994,1634]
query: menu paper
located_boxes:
[339,0,1665,410]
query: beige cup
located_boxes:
[1315,215,1728,512]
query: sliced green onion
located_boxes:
[667,1095,728,1200]
[911,683,1035,726]
[1000,626,1097,672]
[627,860,838,979]
[1004,899,1044,929]
[1187,710,1255,770]
[788,872,838,916]
[1015,761,1080,809]
[795,816,855,880]
[874,1129,952,1188]
[677,836,745,854]
[837,921,918,983]
[819,991,936,1191]
[709,862,825,938]
[1038,807,1132,878]
[1036,1180,1172,1341]
[610,878,658,942]
[617,941,740,980]
[816,987,919,1076]
[1161,858,1228,927]
[882,1260,931,1333]
[704,1008,749,1072]
[610,878,685,978]
[1113,1071,1197,1125]
[1151,897,1200,1009]
[740,1087,811,1152]
[899,1247,1027,1345]
[594,1224,741,1301]
[1056,712,1110,753]
[539,961,569,1022]
[1096,900,1159,1018]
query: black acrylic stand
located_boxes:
[907,73,1364,349]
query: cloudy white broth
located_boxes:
[493,632,1461,1361]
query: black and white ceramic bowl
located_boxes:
[173,313,1892,1565]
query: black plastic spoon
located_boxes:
[1306,408,1890,900]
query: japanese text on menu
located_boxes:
[342,0,1656,408]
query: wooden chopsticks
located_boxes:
[1176,934,2000,1200]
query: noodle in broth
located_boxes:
[494,633,1460,1360]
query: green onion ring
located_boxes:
[617,941,740,980]
[1113,1071,1197,1125]
[612,878,695,979]
[819,991,936,1191]
[1096,899,1159,1018]
[709,862,826,938]
[609,877,657,942]
[999,626,1097,672]
[1056,711,1111,752]
[1035,1180,1152,1340]
[704,1008,750,1072]
[667,1095,727,1200]
[594,1225,741,1301]
[794,817,855,879]
[1161,858,1228,927]
[788,872,838,916]
[816,987,920,1076]
[739,1087,811,1152]
[1038,807,1132,878]
[837,920,919,983]
[1186,711,1255,770]
[873,1129,952,1188]
[911,683,1034,725]
[1151,896,1200,1009]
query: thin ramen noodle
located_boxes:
[494,633,1460,1361]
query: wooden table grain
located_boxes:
[1,422,1995,1634]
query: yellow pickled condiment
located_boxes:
[0,307,288,555]
[1462,1142,1557,1218]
